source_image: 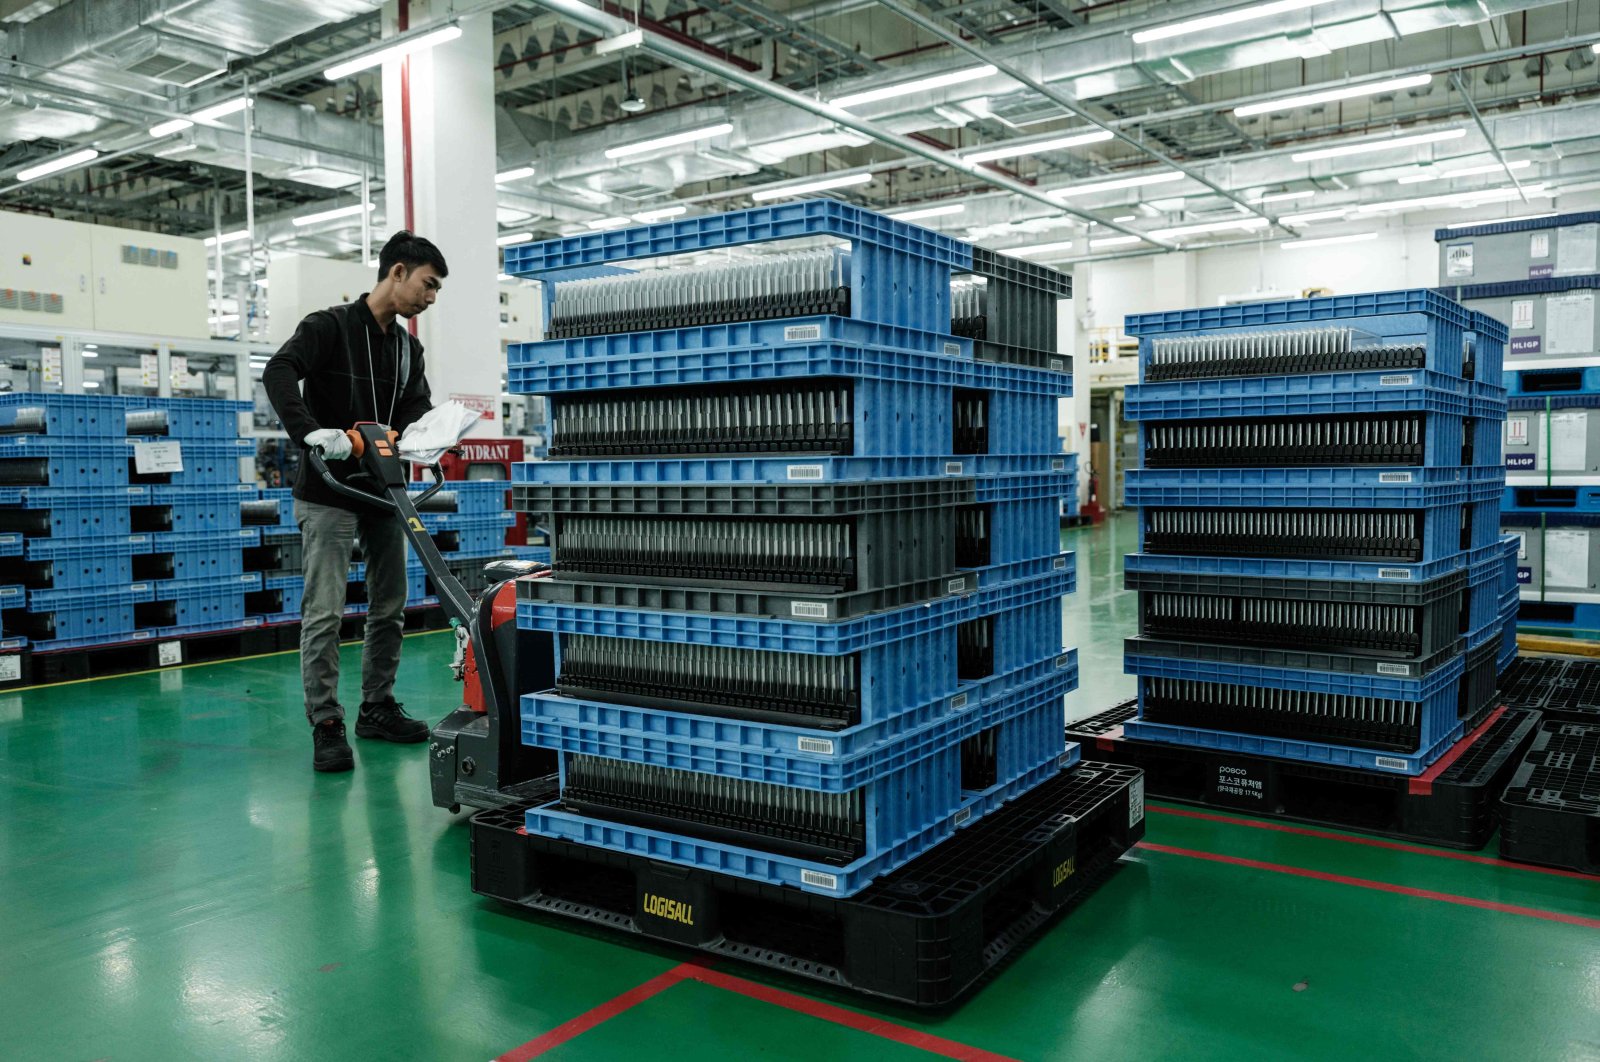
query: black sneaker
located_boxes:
[355,698,430,743]
[312,720,354,772]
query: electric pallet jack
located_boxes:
[307,423,557,812]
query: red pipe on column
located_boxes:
[398,0,417,336]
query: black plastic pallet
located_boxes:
[1066,700,1541,849]
[1495,656,1600,725]
[1499,721,1600,876]
[470,762,1143,1008]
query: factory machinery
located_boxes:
[1069,291,1544,850]
[462,202,1145,1007]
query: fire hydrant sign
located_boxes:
[450,393,496,421]
[133,440,184,475]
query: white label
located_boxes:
[1378,472,1412,483]
[1053,556,1066,569]
[1375,662,1412,676]
[0,654,19,682]
[1050,358,1065,371]
[943,342,961,356]
[1514,530,1528,560]
[783,324,823,342]
[131,631,152,640]
[1052,458,1065,471]
[129,583,148,592]
[1507,416,1530,447]
[1128,776,1145,827]
[948,578,967,593]
[801,869,838,890]
[243,617,262,627]
[1379,374,1414,386]
[128,535,147,543]
[1546,528,1591,589]
[1378,568,1413,580]
[1511,299,1536,330]
[41,347,61,385]
[139,352,159,388]
[133,441,183,474]
[157,641,182,666]
[790,602,829,619]
[1530,232,1551,259]
[1546,292,1596,355]
[786,464,824,481]
[797,737,835,755]
[1554,223,1599,276]
[1374,756,1409,772]
[953,807,972,827]
[126,486,145,495]
[944,461,963,475]
[951,692,970,710]
[1058,751,1075,768]
[0,586,17,598]
[1446,243,1474,278]
[1551,411,1590,471]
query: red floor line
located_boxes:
[1148,805,1600,881]
[1137,841,1600,929]
[498,960,1019,1061]
[1409,706,1505,796]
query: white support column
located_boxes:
[382,1,503,438]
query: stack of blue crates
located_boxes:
[1120,290,1511,775]
[503,201,1080,896]
[1435,212,1598,638]
[240,480,523,622]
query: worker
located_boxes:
[263,231,447,772]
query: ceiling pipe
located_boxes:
[526,0,1168,246]
[1450,69,1529,204]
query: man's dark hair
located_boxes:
[377,230,448,282]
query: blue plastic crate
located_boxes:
[145,484,254,533]
[149,572,261,627]
[508,544,552,564]
[1500,533,1520,593]
[523,653,1075,790]
[1125,371,1476,421]
[1463,542,1505,633]
[126,397,251,439]
[515,452,1073,487]
[0,436,254,489]
[1127,465,1503,510]
[1505,364,1600,400]
[1513,597,1600,635]
[0,532,18,556]
[525,711,1075,898]
[1502,484,1600,514]
[0,485,141,537]
[410,480,512,515]
[1434,211,1600,242]
[1125,653,1468,774]
[129,437,254,487]
[417,510,516,532]
[0,393,138,437]
[0,584,24,610]
[1125,289,1499,379]
[23,615,269,653]
[1137,410,1473,472]
[19,583,151,642]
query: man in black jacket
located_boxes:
[263,231,445,772]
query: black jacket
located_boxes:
[263,296,433,512]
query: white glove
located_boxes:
[305,428,352,461]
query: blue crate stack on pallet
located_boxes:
[502,201,1083,896]
[1120,290,1511,775]
[0,392,264,657]
[1435,212,1600,638]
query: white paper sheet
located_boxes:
[1545,292,1596,355]
[1555,223,1599,276]
[1507,415,1530,447]
[133,441,183,474]
[1550,410,1590,471]
[1545,528,1592,589]
[1530,232,1550,259]
[1445,243,1474,278]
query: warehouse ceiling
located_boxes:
[3,0,1600,287]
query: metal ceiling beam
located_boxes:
[1450,69,1529,204]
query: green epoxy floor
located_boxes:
[3,512,1596,1061]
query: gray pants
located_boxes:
[295,498,410,725]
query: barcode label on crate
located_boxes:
[0,587,17,598]
[944,462,963,475]
[1374,756,1409,772]
[783,325,823,342]
[1375,662,1412,676]
[951,692,969,711]
[943,342,961,356]
[786,464,824,480]
[1051,358,1064,371]
[801,870,838,890]
[0,655,19,683]
[157,641,182,666]
[1380,374,1415,386]
[948,578,967,593]
[1054,556,1066,569]
[243,617,262,627]
[1377,568,1413,580]
[1378,472,1413,483]
[790,602,829,619]
[1058,751,1075,768]
[1129,776,1145,826]
[130,583,148,592]
[131,631,152,640]
[1052,459,1065,470]
[128,536,147,543]
[797,737,835,755]
[953,807,972,827]
[126,487,145,495]
[1056,654,1070,668]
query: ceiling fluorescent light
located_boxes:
[1235,74,1435,118]
[830,64,997,109]
[605,123,734,159]
[560,186,613,205]
[1092,235,1145,249]
[1133,0,1335,44]
[496,207,533,224]
[1281,208,1350,224]
[1291,128,1466,162]
[16,148,100,184]
[1354,184,1552,215]
[149,118,195,138]
[587,216,633,230]
[496,231,533,246]
[1259,189,1317,203]
[495,166,536,184]
[890,203,966,221]
[1149,217,1270,240]
[288,166,361,188]
[1053,171,1184,198]
[83,380,101,388]
[155,143,198,158]
[634,205,688,222]
[962,129,1113,164]
[1397,159,1532,184]
[291,202,373,227]
[594,29,644,55]
[1112,214,1137,223]
[203,230,251,247]
[325,24,463,81]
[1281,231,1380,250]
[1003,240,1074,257]
[750,172,873,201]
[190,97,252,123]
[1443,211,1557,229]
